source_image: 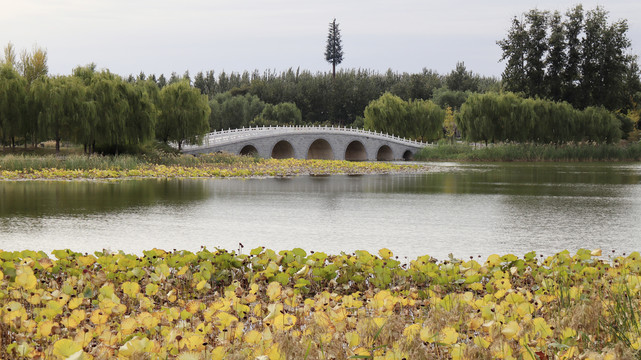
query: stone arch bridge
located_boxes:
[181,126,429,161]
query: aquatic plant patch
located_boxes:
[0,159,428,180]
[0,248,639,359]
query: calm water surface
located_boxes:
[1,162,640,261]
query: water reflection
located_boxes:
[0,179,210,217]
[0,162,640,260]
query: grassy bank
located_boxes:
[0,248,639,359]
[0,153,428,180]
[415,142,641,162]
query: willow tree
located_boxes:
[157,81,210,150]
[408,99,445,142]
[33,76,87,152]
[90,73,130,153]
[364,92,443,141]
[363,92,407,137]
[0,64,27,148]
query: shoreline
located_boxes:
[0,159,430,181]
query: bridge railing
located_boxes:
[183,125,428,150]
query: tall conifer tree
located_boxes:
[325,19,344,79]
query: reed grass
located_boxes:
[0,152,261,172]
[415,142,641,162]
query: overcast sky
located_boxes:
[2,0,641,79]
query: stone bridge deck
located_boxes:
[182,125,430,161]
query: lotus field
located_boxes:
[0,158,427,180]
[1,247,640,359]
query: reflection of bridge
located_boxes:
[181,126,430,161]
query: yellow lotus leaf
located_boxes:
[73,330,93,348]
[345,331,360,347]
[494,289,507,299]
[90,309,109,325]
[186,301,201,314]
[38,320,56,337]
[504,292,525,305]
[68,297,83,310]
[53,339,83,358]
[451,344,466,360]
[98,283,115,299]
[216,311,238,329]
[195,279,207,291]
[354,348,370,357]
[516,302,534,318]
[27,292,42,305]
[486,254,501,267]
[342,295,363,308]
[138,296,153,311]
[494,278,512,290]
[373,317,386,329]
[264,303,284,322]
[118,336,155,357]
[176,265,189,276]
[420,326,437,343]
[15,266,37,290]
[313,311,331,329]
[562,327,577,340]
[176,352,203,360]
[211,346,226,359]
[439,326,458,345]
[378,248,393,260]
[185,334,205,351]
[501,320,520,339]
[145,283,159,296]
[329,307,347,323]
[473,336,491,349]
[137,312,159,329]
[155,263,171,278]
[38,257,54,269]
[77,256,96,267]
[4,301,24,321]
[272,313,296,331]
[121,317,137,335]
[266,281,282,301]
[250,283,259,294]
[267,343,283,360]
[99,326,121,345]
[402,323,421,339]
[468,317,484,330]
[62,310,85,329]
[244,330,262,344]
[121,281,140,297]
[468,282,484,291]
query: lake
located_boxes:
[1,162,640,261]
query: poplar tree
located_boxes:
[325,18,344,79]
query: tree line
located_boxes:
[130,63,498,129]
[458,92,623,144]
[499,5,641,111]
[1,58,210,152]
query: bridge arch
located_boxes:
[376,145,394,161]
[307,139,334,160]
[345,141,367,161]
[402,150,414,161]
[239,145,258,157]
[272,140,295,159]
